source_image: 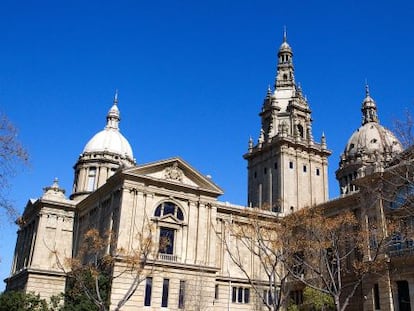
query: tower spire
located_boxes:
[113,89,119,105]
[365,80,370,97]
[245,32,331,214]
[274,28,295,89]
[106,91,121,130]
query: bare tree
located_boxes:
[281,205,390,311]
[220,208,292,311]
[182,272,210,311]
[0,112,28,220]
[393,109,414,149]
[54,220,159,311]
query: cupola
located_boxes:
[71,92,135,200]
[336,85,403,195]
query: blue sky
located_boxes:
[1,0,414,290]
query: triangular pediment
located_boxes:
[158,214,180,224]
[123,157,224,197]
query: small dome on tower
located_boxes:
[108,102,120,118]
[336,86,403,195]
[83,92,134,161]
[278,29,292,53]
[341,85,402,165]
[71,92,135,201]
[279,40,292,52]
[362,93,376,108]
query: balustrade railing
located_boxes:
[158,253,179,262]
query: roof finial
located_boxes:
[283,25,287,42]
[365,80,370,97]
[113,89,119,105]
[248,136,253,152]
[107,91,121,130]
[53,177,59,186]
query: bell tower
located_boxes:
[244,32,331,215]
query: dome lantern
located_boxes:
[361,84,379,125]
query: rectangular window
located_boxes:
[178,280,185,309]
[232,286,250,304]
[374,283,380,310]
[161,278,169,307]
[215,284,219,300]
[144,277,152,306]
[303,165,307,172]
[264,167,267,174]
[232,287,237,302]
[244,288,250,303]
[159,227,175,254]
[274,162,278,169]
[289,161,293,169]
[238,287,243,303]
[268,289,273,305]
[272,205,281,213]
[87,167,97,191]
[316,168,320,176]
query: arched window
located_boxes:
[154,202,184,221]
[153,202,185,260]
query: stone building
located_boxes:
[5,33,414,310]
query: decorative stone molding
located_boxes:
[164,162,184,182]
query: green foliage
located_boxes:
[303,287,334,310]
[0,291,49,311]
[48,294,64,311]
[287,302,300,311]
[61,269,111,311]
[60,291,97,311]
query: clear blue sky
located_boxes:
[1,0,414,290]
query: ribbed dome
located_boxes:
[342,122,402,162]
[336,86,403,195]
[83,128,133,159]
[341,85,402,164]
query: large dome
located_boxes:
[82,95,134,161]
[342,122,402,163]
[71,93,135,201]
[336,86,403,195]
[83,127,133,159]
